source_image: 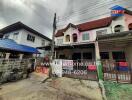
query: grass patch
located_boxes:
[104,81,132,100]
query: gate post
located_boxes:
[95,42,103,80]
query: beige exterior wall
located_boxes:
[124,14,132,31]
[125,43,132,64]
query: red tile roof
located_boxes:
[55,17,112,37]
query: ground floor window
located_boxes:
[100,52,109,59]
[112,51,126,61]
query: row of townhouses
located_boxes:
[40,6,132,65]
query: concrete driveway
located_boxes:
[0,73,102,100]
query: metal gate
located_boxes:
[102,60,132,83]
[62,60,98,80]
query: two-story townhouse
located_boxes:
[53,5,132,66]
[55,17,112,61]
[0,22,51,57]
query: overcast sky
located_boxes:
[0,0,132,39]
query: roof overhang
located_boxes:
[97,30,132,41]
[97,31,132,47]
[0,39,40,54]
[37,42,95,50]
[0,22,51,41]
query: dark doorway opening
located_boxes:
[112,51,126,61]
[72,53,81,60]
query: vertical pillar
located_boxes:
[95,42,103,80]
[19,54,24,60]
[5,53,10,60]
[55,51,56,59]
[109,51,113,61]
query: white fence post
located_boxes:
[51,59,62,77]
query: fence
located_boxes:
[0,59,30,83]
[102,60,132,83]
[61,60,98,80]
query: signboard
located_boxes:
[62,60,73,70]
[111,5,125,17]
[51,59,62,77]
[35,67,49,74]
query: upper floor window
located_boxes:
[27,34,35,42]
[42,40,45,46]
[57,39,63,45]
[65,35,70,42]
[13,32,19,40]
[82,33,89,40]
[96,29,107,36]
[128,23,132,30]
[114,25,124,33]
[72,33,77,42]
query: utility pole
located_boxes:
[95,41,103,80]
[51,13,56,61]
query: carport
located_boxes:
[97,30,132,83]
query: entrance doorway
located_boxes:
[112,51,126,61]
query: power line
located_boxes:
[59,0,124,20]
[57,4,132,27]
[58,0,132,22]
[57,12,110,28]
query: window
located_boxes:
[42,40,45,46]
[65,35,70,42]
[96,29,107,36]
[72,33,77,42]
[27,34,35,42]
[114,25,124,32]
[13,32,19,40]
[57,39,63,45]
[128,23,132,30]
[82,33,89,40]
[112,51,126,61]
[83,52,92,59]
[100,52,109,59]
[4,34,9,39]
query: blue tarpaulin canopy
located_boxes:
[0,39,40,54]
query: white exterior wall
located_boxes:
[3,29,22,43]
[63,27,80,44]
[3,29,50,47]
[3,29,51,57]
[110,16,127,33]
[55,36,63,45]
